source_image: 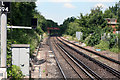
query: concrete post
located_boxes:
[0,12,1,67]
[1,13,7,67]
[0,1,1,67]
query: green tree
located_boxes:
[8,2,36,26]
[60,17,76,34]
[66,22,80,36]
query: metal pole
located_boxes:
[1,13,7,67]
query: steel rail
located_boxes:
[57,37,120,79]
[48,37,67,79]
[56,42,102,80]
[60,37,120,65]
[53,38,84,79]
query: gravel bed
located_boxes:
[57,37,119,79]
[59,37,120,71]
[50,37,80,78]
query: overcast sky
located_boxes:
[36,0,119,25]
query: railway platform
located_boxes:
[31,37,62,78]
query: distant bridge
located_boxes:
[47,27,60,34]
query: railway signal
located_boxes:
[31,18,38,29]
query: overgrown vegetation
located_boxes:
[7,1,60,78]
[63,34,79,42]
[61,1,120,53]
[7,65,25,79]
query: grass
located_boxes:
[95,40,109,51]
[43,70,45,73]
[63,34,79,42]
[110,47,119,53]
[63,34,120,53]
[95,40,120,53]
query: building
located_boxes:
[105,18,119,33]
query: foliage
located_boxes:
[95,40,109,51]
[65,22,80,36]
[60,17,76,34]
[95,32,119,52]
[85,33,101,46]
[110,47,119,53]
[7,65,24,79]
[106,33,117,48]
[118,34,120,50]
[7,2,45,78]
[103,9,117,18]
[61,1,120,53]
[8,2,36,26]
[63,34,79,42]
[8,29,41,55]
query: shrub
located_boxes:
[110,47,119,53]
[106,33,117,48]
[85,33,101,46]
[95,40,109,51]
[73,37,79,42]
[7,65,24,79]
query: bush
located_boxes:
[85,33,101,46]
[7,65,24,79]
[106,33,117,48]
[7,29,42,78]
[110,47,119,53]
[63,34,73,41]
[73,37,79,42]
[95,40,109,51]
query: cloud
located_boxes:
[87,0,116,2]
[36,0,41,6]
[94,3,107,9]
[51,0,71,3]
[64,3,75,8]
[36,0,118,2]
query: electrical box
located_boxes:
[11,44,30,77]
[31,18,37,29]
[0,68,7,79]
[76,32,83,40]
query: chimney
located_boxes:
[115,19,117,23]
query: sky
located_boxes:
[35,0,119,25]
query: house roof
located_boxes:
[108,22,119,25]
[105,18,117,20]
[104,18,119,24]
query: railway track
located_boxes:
[56,37,120,79]
[49,37,82,79]
[49,37,105,80]
[48,37,66,79]
[59,37,120,65]
[58,37,120,71]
